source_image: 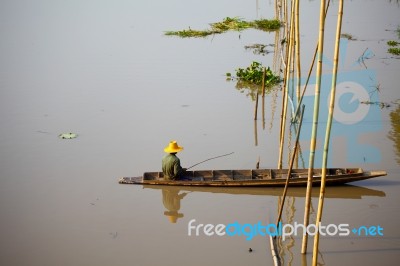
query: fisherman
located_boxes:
[162,140,186,180]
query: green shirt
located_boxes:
[162,154,183,180]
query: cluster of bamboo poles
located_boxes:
[270,0,344,265]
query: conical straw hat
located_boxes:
[164,141,184,153]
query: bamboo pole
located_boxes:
[292,0,331,122]
[278,0,290,145]
[278,13,289,145]
[278,0,295,169]
[301,0,327,254]
[293,0,301,176]
[276,105,305,225]
[312,0,344,264]
[294,0,301,104]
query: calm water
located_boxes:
[0,0,399,265]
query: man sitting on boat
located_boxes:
[162,141,186,180]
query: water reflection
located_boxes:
[161,187,188,223]
[388,104,400,165]
[151,184,386,199]
[153,185,385,225]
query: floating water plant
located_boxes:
[388,47,400,55]
[387,40,399,46]
[253,19,282,31]
[165,17,282,38]
[164,28,220,38]
[210,17,253,31]
[59,132,78,139]
[226,61,281,100]
[233,61,280,86]
[386,39,400,56]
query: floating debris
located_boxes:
[360,101,391,109]
[341,33,357,41]
[244,43,274,56]
[59,133,78,139]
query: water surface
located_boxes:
[0,0,399,265]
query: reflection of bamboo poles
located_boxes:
[254,67,265,122]
[262,95,266,130]
[312,0,344,264]
[286,197,295,266]
[270,235,281,266]
[270,89,278,132]
[262,67,266,129]
[273,23,281,73]
[301,0,328,255]
[254,92,259,120]
[254,120,258,146]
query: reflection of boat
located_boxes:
[119,168,387,187]
[143,184,385,199]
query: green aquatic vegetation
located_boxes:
[253,19,282,31]
[226,62,281,100]
[210,17,253,31]
[234,61,281,87]
[164,28,220,38]
[388,47,400,55]
[165,17,281,38]
[387,40,399,46]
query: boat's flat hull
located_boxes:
[119,168,387,187]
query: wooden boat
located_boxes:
[119,168,387,187]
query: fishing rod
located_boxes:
[186,152,234,170]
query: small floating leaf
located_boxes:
[59,133,78,139]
